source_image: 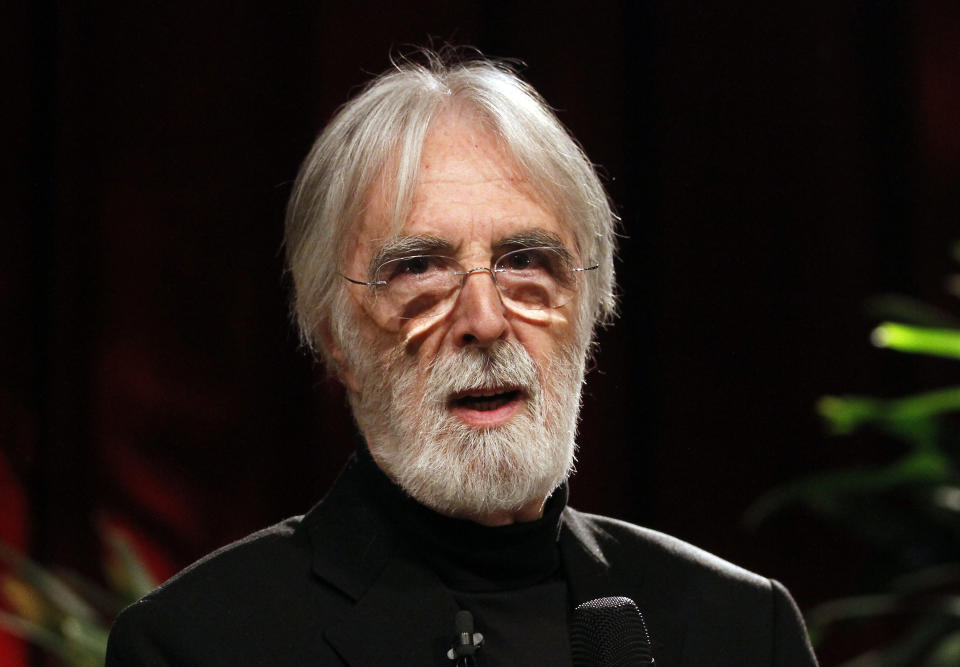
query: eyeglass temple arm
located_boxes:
[341,273,387,287]
[573,264,600,273]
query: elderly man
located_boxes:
[107,53,817,666]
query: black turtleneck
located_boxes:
[355,445,574,667]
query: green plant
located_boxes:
[0,523,157,667]
[746,242,960,666]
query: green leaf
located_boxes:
[811,598,960,664]
[0,610,105,667]
[60,615,110,661]
[878,614,960,667]
[817,395,883,435]
[892,563,960,595]
[743,449,951,527]
[947,275,960,299]
[0,543,98,621]
[817,387,960,448]
[807,593,900,638]
[926,630,960,666]
[872,322,960,360]
[100,524,158,602]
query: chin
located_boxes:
[352,338,587,519]
[370,405,578,519]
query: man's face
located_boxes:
[333,109,588,524]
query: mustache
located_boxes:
[424,341,540,399]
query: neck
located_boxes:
[354,445,568,592]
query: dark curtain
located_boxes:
[3,2,959,665]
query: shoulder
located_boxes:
[562,508,818,666]
[565,507,769,588]
[143,515,310,607]
[106,514,347,665]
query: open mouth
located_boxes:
[450,388,523,412]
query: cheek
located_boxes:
[396,311,455,366]
[395,308,577,379]
[526,335,564,369]
[518,316,578,359]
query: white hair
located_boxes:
[285,50,618,371]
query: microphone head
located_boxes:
[455,610,474,636]
[570,596,655,666]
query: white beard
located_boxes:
[347,338,587,519]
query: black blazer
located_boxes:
[106,454,818,665]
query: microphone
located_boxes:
[570,596,655,666]
[446,609,484,666]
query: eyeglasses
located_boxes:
[342,246,598,324]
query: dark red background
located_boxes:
[3,2,959,665]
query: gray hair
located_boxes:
[285,51,618,370]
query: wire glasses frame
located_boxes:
[342,246,598,323]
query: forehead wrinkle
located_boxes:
[416,172,525,188]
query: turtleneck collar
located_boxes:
[354,444,568,593]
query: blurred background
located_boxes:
[3,1,959,664]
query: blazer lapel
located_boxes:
[324,556,459,666]
[558,506,618,605]
[303,453,460,666]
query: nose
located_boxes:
[449,268,509,347]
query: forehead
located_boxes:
[350,111,574,263]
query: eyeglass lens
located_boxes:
[371,247,579,321]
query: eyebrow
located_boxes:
[495,229,574,264]
[495,229,568,252]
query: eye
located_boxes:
[398,256,432,275]
[379,255,450,283]
[505,250,534,270]
[498,248,557,273]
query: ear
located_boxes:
[320,323,361,394]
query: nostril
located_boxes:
[461,333,477,344]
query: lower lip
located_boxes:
[449,394,525,427]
